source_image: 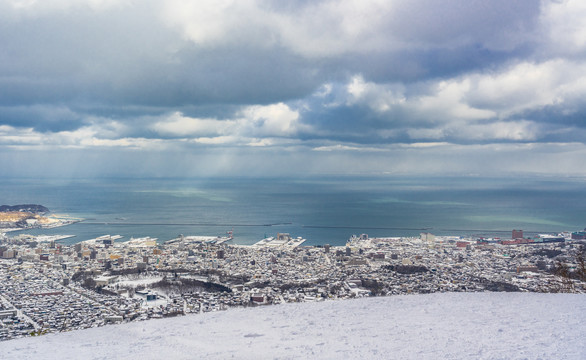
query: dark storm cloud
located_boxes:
[0,105,83,132]
[122,45,320,107]
[0,4,317,104]
[382,1,540,48]
[0,1,542,110]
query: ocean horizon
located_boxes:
[2,175,585,246]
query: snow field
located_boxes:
[0,292,584,360]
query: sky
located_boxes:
[1,0,586,178]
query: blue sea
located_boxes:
[1,176,585,246]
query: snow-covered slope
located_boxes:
[1,293,584,359]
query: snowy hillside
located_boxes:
[1,293,584,359]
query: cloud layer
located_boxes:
[1,0,586,177]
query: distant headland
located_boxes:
[0,204,49,214]
[0,204,77,231]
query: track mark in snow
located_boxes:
[243,333,264,338]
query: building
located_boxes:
[347,258,368,266]
[94,275,119,287]
[420,233,435,242]
[512,230,523,239]
[517,265,539,274]
[251,294,266,304]
[371,253,385,261]
[276,233,291,241]
[0,309,18,319]
[136,290,158,301]
[104,315,123,324]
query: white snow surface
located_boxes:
[1,292,584,359]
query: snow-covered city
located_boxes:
[1,228,585,347]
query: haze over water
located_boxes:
[2,176,585,246]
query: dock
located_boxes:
[252,233,306,249]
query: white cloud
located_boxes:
[346,75,406,112]
[412,79,496,122]
[312,144,388,152]
[400,142,450,148]
[238,102,307,136]
[329,57,586,143]
[192,136,239,145]
[79,137,162,149]
[540,0,586,56]
[269,0,391,57]
[161,0,393,57]
[85,119,131,139]
[159,1,540,58]
[0,123,162,150]
[363,58,583,126]
[1,0,132,17]
[247,138,274,147]
[341,75,496,124]
[464,60,586,117]
[452,120,541,142]
[151,112,233,137]
[151,103,309,142]
[314,83,333,98]
[405,128,446,140]
[161,0,255,46]
[0,125,43,145]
